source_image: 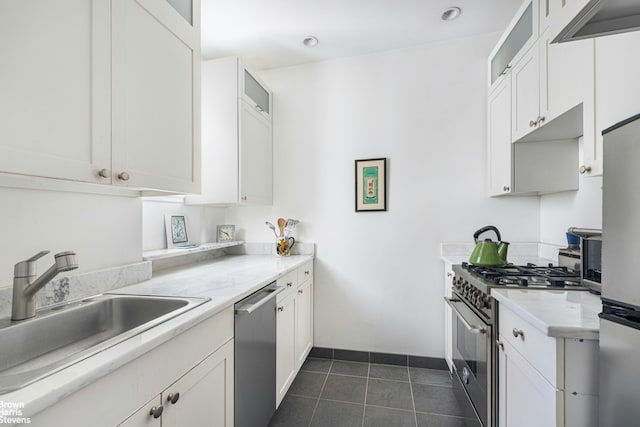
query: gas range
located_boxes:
[452,262,586,318]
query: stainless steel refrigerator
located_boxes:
[600,113,640,426]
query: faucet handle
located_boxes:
[14,250,50,278]
[27,250,50,262]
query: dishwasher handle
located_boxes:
[235,285,285,315]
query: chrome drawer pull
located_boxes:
[512,328,524,339]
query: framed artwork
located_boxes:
[355,158,387,212]
[164,214,195,248]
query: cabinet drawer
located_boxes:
[277,270,298,302]
[298,260,313,284]
[499,304,563,388]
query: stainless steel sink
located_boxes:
[0,294,209,393]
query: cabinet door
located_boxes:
[295,279,314,369]
[112,0,200,193]
[443,263,454,372]
[0,0,111,183]
[540,32,594,125]
[162,339,234,427]
[118,395,162,427]
[488,75,512,196]
[276,293,296,408]
[592,31,640,177]
[511,45,540,142]
[498,339,560,427]
[240,100,273,204]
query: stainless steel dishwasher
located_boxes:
[234,281,284,427]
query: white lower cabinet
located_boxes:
[30,307,234,427]
[276,261,314,408]
[276,291,297,407]
[119,339,234,427]
[498,304,598,427]
[443,262,454,371]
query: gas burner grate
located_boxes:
[461,262,580,287]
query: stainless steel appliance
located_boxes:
[234,282,284,427]
[568,227,602,293]
[599,113,640,425]
[448,263,586,426]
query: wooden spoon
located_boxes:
[277,218,286,237]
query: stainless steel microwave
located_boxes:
[568,227,602,293]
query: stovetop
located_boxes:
[461,262,582,288]
[451,262,587,317]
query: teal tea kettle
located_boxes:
[469,226,510,267]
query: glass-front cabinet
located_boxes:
[488,0,538,93]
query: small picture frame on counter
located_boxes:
[355,158,387,212]
[164,214,195,249]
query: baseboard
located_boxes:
[308,347,448,370]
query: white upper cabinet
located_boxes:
[186,57,273,206]
[591,31,640,177]
[489,0,539,94]
[112,0,200,193]
[488,75,513,196]
[0,0,111,184]
[0,0,201,194]
[511,44,542,142]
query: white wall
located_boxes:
[142,198,227,251]
[227,34,541,357]
[539,139,603,246]
[0,187,141,287]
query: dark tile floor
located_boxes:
[269,357,465,427]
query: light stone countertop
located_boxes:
[1,254,313,418]
[492,288,602,340]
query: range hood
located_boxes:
[552,0,640,43]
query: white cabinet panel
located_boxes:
[240,101,273,204]
[512,45,541,142]
[0,0,111,183]
[295,279,314,368]
[276,293,296,407]
[488,75,512,196]
[112,0,200,193]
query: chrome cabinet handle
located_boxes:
[118,171,130,181]
[286,282,293,287]
[538,115,546,124]
[97,168,111,178]
[529,119,538,127]
[277,306,284,312]
[496,340,504,350]
[579,165,592,174]
[149,405,163,419]
[446,272,453,278]
[512,328,524,339]
[500,65,511,76]
[305,270,310,275]
[444,297,486,334]
[167,392,180,405]
[503,186,510,192]
[298,289,303,294]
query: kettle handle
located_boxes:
[473,226,501,243]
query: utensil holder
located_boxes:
[276,237,295,256]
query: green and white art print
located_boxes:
[164,214,193,248]
[355,158,387,212]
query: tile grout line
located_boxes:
[361,361,370,427]
[307,359,333,427]
[407,365,419,427]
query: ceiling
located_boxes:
[201,0,523,70]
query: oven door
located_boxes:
[446,295,491,427]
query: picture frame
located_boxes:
[164,214,195,248]
[355,158,387,212]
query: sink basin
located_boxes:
[0,294,209,393]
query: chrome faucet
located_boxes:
[11,250,78,321]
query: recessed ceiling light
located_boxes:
[303,36,319,47]
[441,7,462,21]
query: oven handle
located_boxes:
[444,297,487,334]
